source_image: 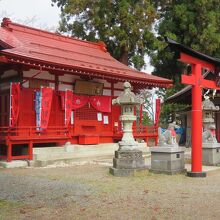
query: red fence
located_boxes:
[0,125,158,162]
[0,126,71,162]
[113,125,158,145]
[0,126,70,140]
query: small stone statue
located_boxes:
[158,121,179,147]
[151,121,185,174]
[202,97,219,143]
[202,125,217,143]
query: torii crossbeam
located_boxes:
[166,37,220,177]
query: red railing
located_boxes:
[0,125,158,162]
[114,125,158,135]
[134,125,158,136]
[0,126,72,162]
[0,126,71,141]
[113,125,158,145]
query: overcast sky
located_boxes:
[0,0,60,31]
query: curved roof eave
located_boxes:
[0,18,173,88]
[2,52,173,88]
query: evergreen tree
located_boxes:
[151,0,220,124]
[152,0,220,83]
[51,0,158,70]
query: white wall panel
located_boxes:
[103,89,111,96]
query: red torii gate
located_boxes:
[166,37,220,177]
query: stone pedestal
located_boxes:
[109,150,148,176]
[150,147,185,174]
[202,143,220,166]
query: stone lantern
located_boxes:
[109,82,147,176]
[113,82,139,150]
[202,98,219,133]
[202,98,220,165]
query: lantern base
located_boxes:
[109,150,148,177]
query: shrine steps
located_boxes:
[32,143,149,167]
[0,160,29,168]
[0,143,150,168]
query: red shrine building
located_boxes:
[0,18,172,162]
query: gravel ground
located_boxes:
[1,163,220,220]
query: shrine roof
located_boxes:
[165,37,220,67]
[0,18,172,88]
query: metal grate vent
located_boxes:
[75,103,97,120]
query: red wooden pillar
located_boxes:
[110,81,114,97]
[190,64,204,175]
[182,63,206,177]
[28,141,33,160]
[55,74,59,92]
[7,142,12,162]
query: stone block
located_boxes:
[150,147,185,174]
[109,167,148,177]
[109,150,148,177]
[0,160,29,168]
[64,144,75,152]
[113,157,145,169]
[114,150,142,159]
[202,143,220,166]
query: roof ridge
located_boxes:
[29,42,111,61]
[1,17,107,52]
[26,48,138,73]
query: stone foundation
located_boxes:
[109,150,148,177]
[202,143,220,166]
[150,147,185,174]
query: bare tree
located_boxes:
[137,88,159,125]
[0,13,57,32]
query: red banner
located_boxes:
[155,98,161,126]
[10,83,20,127]
[40,87,53,129]
[65,90,73,126]
[60,92,111,113]
[72,94,89,110]
[90,96,112,113]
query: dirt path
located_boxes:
[0,164,220,220]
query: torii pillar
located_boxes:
[180,53,216,177]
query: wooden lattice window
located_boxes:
[74,80,103,95]
[75,103,97,120]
